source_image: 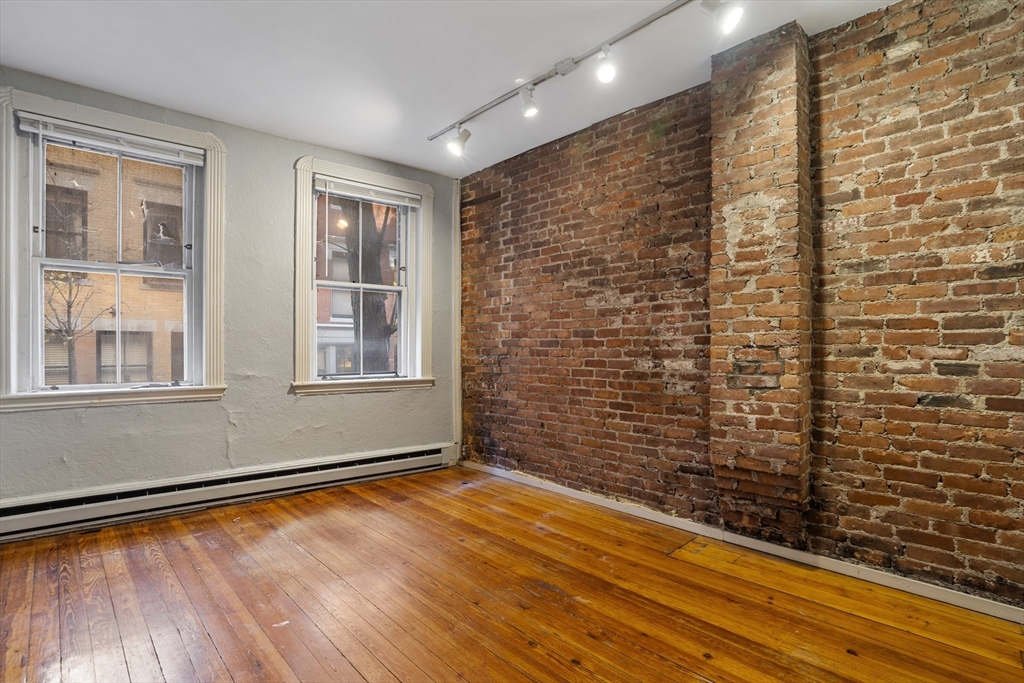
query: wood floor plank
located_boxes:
[253,498,537,683]
[403,473,1019,679]
[275,491,595,683]
[95,528,165,683]
[75,533,130,683]
[450,471,1022,668]
[124,523,232,682]
[340,482,843,683]
[56,533,95,682]
[228,501,484,683]
[181,511,359,682]
[110,525,198,682]
[0,541,35,683]
[208,505,418,682]
[394,472,1017,683]
[2,466,1019,683]
[671,537,1024,665]
[409,472,1024,680]
[436,470,698,553]
[281,488,636,683]
[150,517,295,683]
[467,470,1021,635]
[24,537,60,683]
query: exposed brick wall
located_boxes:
[709,23,815,548]
[461,85,717,524]
[461,0,1022,604]
[809,0,1023,602]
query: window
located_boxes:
[97,331,152,384]
[0,88,226,411]
[293,157,433,394]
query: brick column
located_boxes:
[709,23,813,547]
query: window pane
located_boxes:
[41,270,116,386]
[361,291,399,374]
[362,202,400,286]
[122,158,184,266]
[120,275,184,383]
[316,287,357,377]
[316,287,400,376]
[97,331,153,384]
[45,144,118,263]
[316,194,359,282]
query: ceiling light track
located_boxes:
[427,0,699,145]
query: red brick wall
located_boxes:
[461,85,717,524]
[461,0,1022,604]
[709,23,815,548]
[808,0,1023,602]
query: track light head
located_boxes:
[520,87,538,118]
[447,127,471,156]
[700,0,744,34]
[596,44,615,83]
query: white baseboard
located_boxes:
[460,461,1024,624]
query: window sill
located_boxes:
[292,377,435,395]
[0,385,227,413]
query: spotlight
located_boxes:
[520,87,538,117]
[700,0,744,34]
[447,127,471,156]
[596,44,615,83]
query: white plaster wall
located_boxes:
[0,66,458,501]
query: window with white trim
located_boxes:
[1,88,226,411]
[293,158,433,394]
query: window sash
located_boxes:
[37,266,190,390]
[314,176,421,208]
[30,134,196,392]
[18,111,205,165]
[315,283,405,379]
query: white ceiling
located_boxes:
[0,0,893,179]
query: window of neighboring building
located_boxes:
[1,88,226,411]
[293,157,434,394]
[97,331,152,384]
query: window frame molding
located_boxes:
[0,87,226,412]
[293,156,434,395]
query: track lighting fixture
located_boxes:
[447,127,471,156]
[596,44,616,83]
[429,0,701,155]
[700,0,744,34]
[520,87,538,117]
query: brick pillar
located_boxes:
[709,23,813,547]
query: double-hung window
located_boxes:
[1,88,226,411]
[293,158,433,393]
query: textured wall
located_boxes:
[461,85,716,524]
[808,0,1023,602]
[0,67,458,501]
[461,0,1022,604]
[709,23,815,548]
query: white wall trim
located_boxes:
[291,377,434,395]
[451,179,462,466]
[460,461,1024,624]
[0,384,226,413]
[0,89,15,398]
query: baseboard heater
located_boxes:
[0,448,444,540]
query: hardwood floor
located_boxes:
[1,467,1021,682]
